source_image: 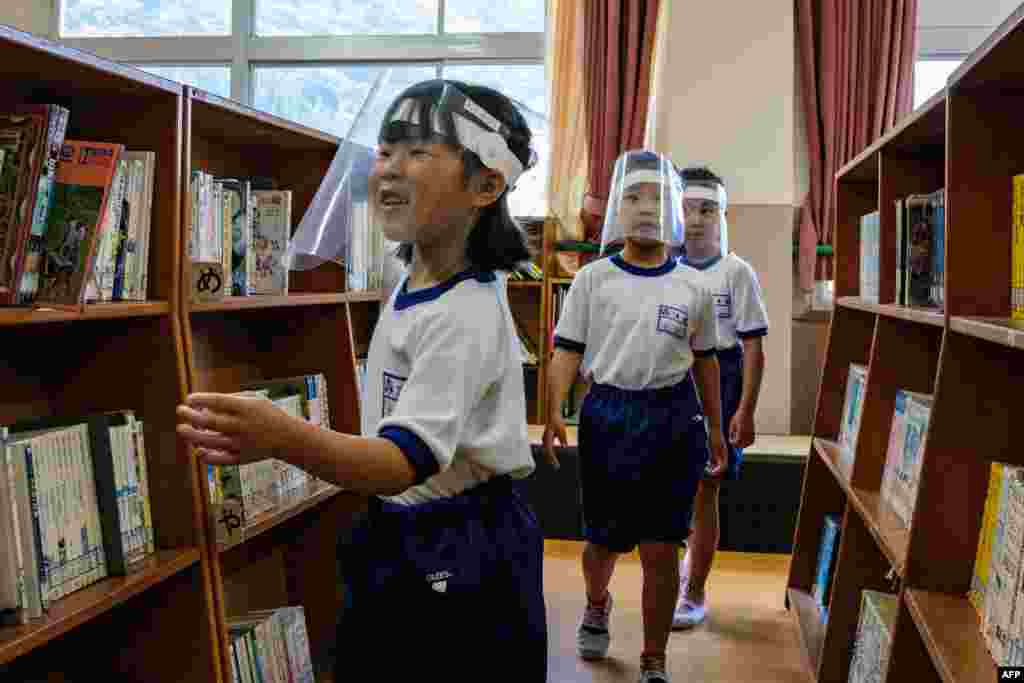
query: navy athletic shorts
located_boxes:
[578,378,710,553]
[333,475,547,681]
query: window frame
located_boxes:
[52,0,546,105]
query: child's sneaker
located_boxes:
[639,666,671,682]
[576,593,613,660]
[671,595,707,629]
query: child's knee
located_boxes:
[638,542,680,569]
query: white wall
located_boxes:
[0,1,51,37]
[649,0,795,434]
[918,0,1021,54]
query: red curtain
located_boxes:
[796,0,918,288]
[580,0,661,251]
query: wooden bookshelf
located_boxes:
[177,85,375,680]
[0,24,222,682]
[787,7,1024,681]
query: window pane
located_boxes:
[913,59,963,109]
[253,65,437,143]
[134,65,232,99]
[255,0,437,36]
[445,0,546,33]
[62,0,230,37]
[443,64,548,217]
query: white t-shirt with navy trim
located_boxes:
[553,254,719,391]
[362,269,534,505]
[678,252,769,349]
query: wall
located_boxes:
[649,0,795,434]
[0,1,51,36]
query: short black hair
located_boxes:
[677,165,725,188]
[383,79,534,272]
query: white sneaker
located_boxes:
[639,669,671,683]
[576,593,613,660]
[672,596,707,629]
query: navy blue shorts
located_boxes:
[578,378,710,553]
[706,344,745,482]
[333,476,547,681]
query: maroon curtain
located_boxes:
[796,0,917,288]
[580,0,661,253]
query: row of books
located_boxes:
[970,463,1024,666]
[206,374,332,546]
[1012,174,1024,319]
[812,513,841,624]
[847,589,898,683]
[1,104,157,307]
[837,363,933,530]
[228,605,314,683]
[858,188,945,309]
[0,410,154,624]
[188,171,292,301]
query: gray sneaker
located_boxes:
[639,669,671,683]
[576,593,613,660]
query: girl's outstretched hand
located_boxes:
[176,392,298,466]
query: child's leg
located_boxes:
[682,477,721,603]
[638,542,680,667]
[583,541,619,604]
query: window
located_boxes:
[913,58,964,109]
[255,0,437,36]
[56,0,548,217]
[252,65,438,142]
[445,1,547,33]
[61,0,231,37]
[134,65,232,99]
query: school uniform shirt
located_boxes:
[678,252,769,348]
[552,254,719,391]
[362,269,535,505]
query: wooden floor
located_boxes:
[543,541,808,683]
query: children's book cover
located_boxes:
[35,140,122,307]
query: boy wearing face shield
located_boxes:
[673,166,769,630]
[544,150,727,683]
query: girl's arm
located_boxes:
[691,356,724,437]
[177,394,418,496]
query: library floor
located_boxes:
[543,541,807,683]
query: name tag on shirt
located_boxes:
[382,371,407,418]
[656,304,689,339]
[713,293,732,320]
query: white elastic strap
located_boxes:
[622,169,666,189]
[683,184,726,205]
[452,114,525,187]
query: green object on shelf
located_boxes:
[554,240,601,253]
[792,244,834,257]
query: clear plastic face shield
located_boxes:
[284,69,392,274]
[680,179,729,263]
[600,150,684,255]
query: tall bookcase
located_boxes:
[786,6,1024,682]
[0,24,376,682]
[0,26,222,682]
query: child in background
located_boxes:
[544,150,727,683]
[177,79,547,681]
[673,165,768,630]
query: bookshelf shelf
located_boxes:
[949,316,1024,350]
[904,589,996,683]
[509,280,543,288]
[218,485,341,554]
[786,587,825,679]
[0,302,172,326]
[0,547,200,666]
[813,438,852,490]
[835,297,944,327]
[188,292,373,313]
[848,487,910,576]
[788,9,1024,682]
